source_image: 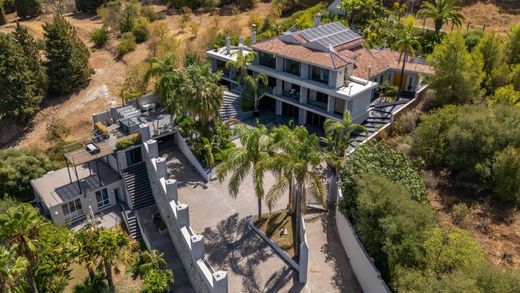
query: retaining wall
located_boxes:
[335,188,391,293]
[174,132,214,182]
[141,133,228,293]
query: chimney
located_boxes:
[252,24,257,44]
[226,36,231,55]
[239,38,244,55]
[328,44,334,53]
[314,13,322,27]
[367,66,372,81]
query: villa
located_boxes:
[207,14,431,127]
[31,94,174,234]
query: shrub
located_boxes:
[491,147,520,203]
[142,269,174,293]
[451,202,470,226]
[463,29,484,52]
[353,174,437,281]
[339,141,427,219]
[115,132,141,150]
[238,0,256,10]
[140,5,157,21]
[0,149,52,201]
[393,110,418,135]
[94,121,109,136]
[90,26,109,48]
[116,32,136,55]
[132,17,149,43]
[46,118,70,142]
[75,0,108,13]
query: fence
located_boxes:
[335,188,391,293]
[141,125,228,293]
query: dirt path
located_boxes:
[1,3,274,150]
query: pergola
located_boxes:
[64,141,116,195]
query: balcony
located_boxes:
[282,89,300,101]
[306,99,327,111]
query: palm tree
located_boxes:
[95,228,136,289]
[129,250,167,279]
[144,54,184,113]
[243,73,268,114]
[225,51,256,86]
[75,228,100,281]
[394,29,421,92]
[267,126,325,249]
[418,0,465,34]
[0,204,48,293]
[0,246,29,293]
[217,123,272,219]
[182,63,224,123]
[322,111,367,204]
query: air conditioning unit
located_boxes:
[86,143,100,155]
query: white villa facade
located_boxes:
[207,15,431,127]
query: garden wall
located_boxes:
[335,188,391,293]
[174,132,214,182]
[141,132,228,293]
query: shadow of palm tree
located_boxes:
[202,213,302,292]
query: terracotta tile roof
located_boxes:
[351,48,434,79]
[252,37,356,69]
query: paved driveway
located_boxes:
[159,141,361,292]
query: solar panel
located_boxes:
[298,22,361,51]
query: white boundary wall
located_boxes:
[174,132,214,181]
[142,133,228,293]
[335,188,391,293]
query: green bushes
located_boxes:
[131,18,149,43]
[0,149,53,201]
[75,0,107,12]
[14,0,42,18]
[413,104,520,203]
[339,141,427,218]
[90,26,109,48]
[115,132,141,150]
[116,32,136,55]
[94,121,109,136]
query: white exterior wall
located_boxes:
[350,90,372,123]
[49,180,122,226]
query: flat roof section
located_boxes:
[64,141,115,166]
[32,161,121,207]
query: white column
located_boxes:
[327,96,334,113]
[275,100,282,115]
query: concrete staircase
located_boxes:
[219,90,252,121]
[347,108,393,153]
[123,209,142,239]
[122,162,155,210]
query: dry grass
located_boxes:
[254,211,296,258]
[0,3,275,150]
[64,263,142,293]
[427,172,520,270]
[416,1,520,36]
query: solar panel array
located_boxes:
[299,22,361,51]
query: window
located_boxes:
[284,59,300,76]
[62,199,83,222]
[96,188,110,209]
[408,76,413,91]
[259,52,276,69]
[309,65,329,84]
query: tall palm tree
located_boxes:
[95,228,136,289]
[225,51,256,86]
[418,0,465,34]
[75,228,100,281]
[144,54,184,113]
[243,73,268,114]
[0,246,28,293]
[322,111,367,204]
[217,123,272,219]
[267,125,325,249]
[0,204,48,293]
[394,29,421,92]
[182,63,224,123]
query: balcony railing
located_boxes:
[282,90,300,101]
[307,99,327,110]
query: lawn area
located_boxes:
[254,211,296,258]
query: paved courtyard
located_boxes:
[159,140,361,292]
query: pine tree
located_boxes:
[14,0,42,18]
[13,23,46,95]
[44,13,92,96]
[0,33,43,122]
